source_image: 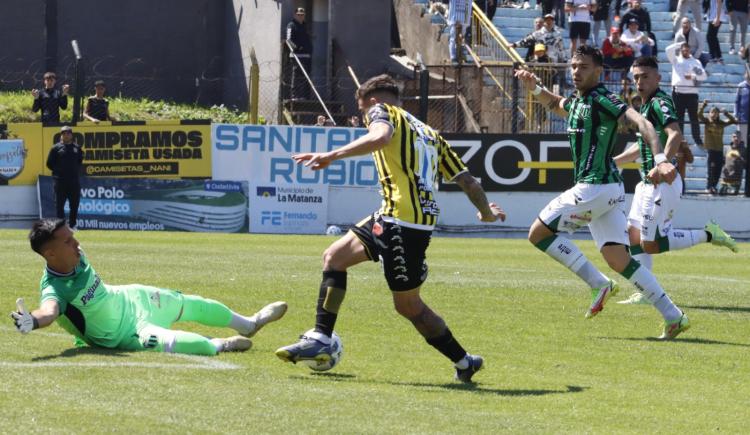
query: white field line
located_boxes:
[0,326,240,370]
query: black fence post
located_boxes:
[71,40,84,123]
[511,62,519,134]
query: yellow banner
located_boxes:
[2,121,211,185]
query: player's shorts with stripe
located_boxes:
[627,175,683,242]
[538,182,629,250]
[350,213,431,291]
[112,284,185,352]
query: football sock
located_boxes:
[633,252,653,271]
[619,259,682,321]
[425,328,467,364]
[169,331,219,356]
[314,271,347,337]
[180,295,233,328]
[535,235,610,289]
[666,229,708,251]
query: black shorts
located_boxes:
[569,22,590,41]
[350,214,431,292]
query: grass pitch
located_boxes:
[1,229,748,433]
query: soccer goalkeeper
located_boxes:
[10,219,287,356]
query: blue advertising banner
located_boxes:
[38,176,248,232]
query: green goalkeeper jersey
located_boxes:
[39,253,137,348]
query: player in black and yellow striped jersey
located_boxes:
[276,74,505,382]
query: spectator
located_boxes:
[347,115,361,128]
[286,7,313,99]
[727,0,748,55]
[323,118,335,127]
[532,43,552,62]
[619,76,636,105]
[618,0,656,54]
[592,0,613,48]
[719,132,746,194]
[735,71,750,142]
[46,126,83,229]
[512,17,544,60]
[315,115,327,126]
[32,72,69,124]
[83,80,110,123]
[511,14,566,62]
[541,0,567,29]
[475,0,497,20]
[620,18,654,56]
[673,0,703,33]
[674,17,711,66]
[565,0,597,57]
[448,0,472,64]
[602,27,635,79]
[675,138,695,193]
[618,0,652,33]
[707,0,728,63]
[698,99,737,194]
[666,42,707,146]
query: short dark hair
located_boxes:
[632,56,659,70]
[43,72,56,79]
[572,45,603,66]
[355,74,400,101]
[29,219,66,255]
[681,42,691,50]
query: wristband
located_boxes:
[654,153,667,165]
[32,316,39,330]
[532,85,544,96]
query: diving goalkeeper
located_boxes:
[10,219,287,356]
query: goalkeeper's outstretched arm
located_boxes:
[10,299,59,333]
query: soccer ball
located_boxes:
[301,330,343,372]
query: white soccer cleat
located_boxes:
[243,301,288,338]
[220,336,252,352]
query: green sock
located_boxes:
[170,330,219,356]
[180,295,232,327]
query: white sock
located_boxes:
[454,355,469,370]
[210,338,225,353]
[667,229,707,251]
[544,236,610,289]
[229,312,255,335]
[627,264,682,321]
[633,252,653,271]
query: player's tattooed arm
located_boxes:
[513,69,568,118]
[454,172,506,222]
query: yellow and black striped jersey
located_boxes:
[364,103,467,230]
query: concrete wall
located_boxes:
[393,0,449,66]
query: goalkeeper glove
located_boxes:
[10,298,37,334]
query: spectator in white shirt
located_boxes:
[674,17,710,66]
[565,0,597,57]
[620,18,654,56]
[666,42,708,146]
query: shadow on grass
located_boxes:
[32,347,132,362]
[600,337,750,347]
[680,305,750,314]
[291,373,587,396]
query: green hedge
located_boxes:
[0,91,250,124]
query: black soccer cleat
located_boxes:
[455,354,484,383]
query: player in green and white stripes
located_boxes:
[613,56,738,305]
[515,46,690,339]
[10,219,287,355]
